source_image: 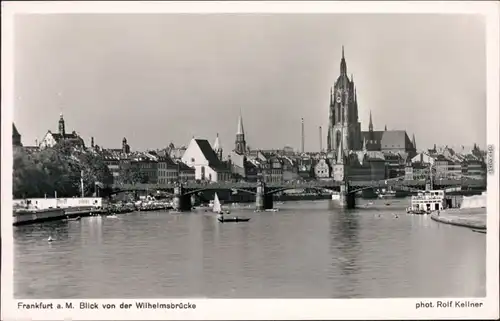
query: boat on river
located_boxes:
[217,215,250,223]
[212,193,230,214]
[377,187,396,199]
[407,189,445,214]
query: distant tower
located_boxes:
[58,113,66,136]
[333,127,347,182]
[327,46,362,152]
[234,111,247,155]
[301,118,305,153]
[213,133,223,160]
[91,136,95,148]
[122,137,130,154]
[384,125,387,131]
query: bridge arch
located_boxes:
[182,187,257,196]
[265,186,338,195]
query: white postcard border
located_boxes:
[1,1,499,320]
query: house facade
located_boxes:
[181,138,231,182]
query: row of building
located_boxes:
[12,47,486,185]
[12,116,486,186]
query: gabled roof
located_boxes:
[177,161,195,171]
[194,139,229,171]
[380,130,412,149]
[49,131,84,144]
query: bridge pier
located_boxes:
[255,180,273,211]
[190,194,200,207]
[172,183,192,212]
[339,181,356,209]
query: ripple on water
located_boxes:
[14,199,486,298]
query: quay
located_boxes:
[431,208,486,230]
[13,197,106,226]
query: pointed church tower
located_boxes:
[234,111,247,155]
[213,133,223,160]
[328,46,362,152]
[333,128,347,182]
[58,113,66,136]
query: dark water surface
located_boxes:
[14,199,486,298]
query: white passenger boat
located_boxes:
[377,187,396,199]
[407,190,446,214]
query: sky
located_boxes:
[13,13,486,153]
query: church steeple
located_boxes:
[234,110,247,155]
[340,45,347,76]
[58,113,66,136]
[336,127,344,164]
[213,133,223,160]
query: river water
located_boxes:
[13,198,486,298]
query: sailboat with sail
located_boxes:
[213,193,250,223]
[212,193,229,214]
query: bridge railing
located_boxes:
[111,177,485,192]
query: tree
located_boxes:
[13,141,114,199]
[78,153,113,195]
[117,166,149,184]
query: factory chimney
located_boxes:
[319,126,323,152]
[301,118,305,154]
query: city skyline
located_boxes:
[13,14,486,152]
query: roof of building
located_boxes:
[176,161,195,171]
[49,130,84,144]
[194,139,229,171]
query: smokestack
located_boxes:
[319,126,323,152]
[301,118,305,153]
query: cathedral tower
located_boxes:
[327,46,362,152]
[234,111,247,155]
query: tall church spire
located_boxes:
[237,110,244,135]
[340,45,347,75]
[369,110,373,132]
[235,111,247,155]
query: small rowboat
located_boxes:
[218,217,250,223]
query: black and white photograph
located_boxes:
[2,1,499,320]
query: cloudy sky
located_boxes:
[13,13,486,152]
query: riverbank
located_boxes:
[431,208,487,230]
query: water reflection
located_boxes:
[329,208,361,297]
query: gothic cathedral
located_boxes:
[327,47,362,153]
